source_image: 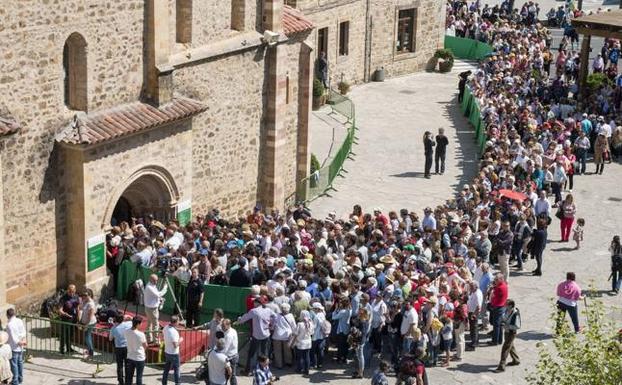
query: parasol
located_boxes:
[498,189,527,202]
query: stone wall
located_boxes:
[174,49,267,219]
[369,0,445,78]
[0,0,145,307]
[281,41,306,204]
[299,0,367,86]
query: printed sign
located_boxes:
[87,234,106,272]
[177,200,192,227]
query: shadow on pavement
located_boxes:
[582,289,616,298]
[551,246,577,252]
[446,362,496,374]
[438,97,479,196]
[517,330,551,342]
[390,171,427,178]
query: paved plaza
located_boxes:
[23,63,622,384]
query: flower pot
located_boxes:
[439,60,453,73]
[312,94,326,110]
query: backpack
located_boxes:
[195,350,211,381]
[321,319,332,338]
[398,356,419,376]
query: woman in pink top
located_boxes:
[556,272,583,333]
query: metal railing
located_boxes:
[20,315,250,375]
[296,89,357,202]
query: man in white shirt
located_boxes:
[6,308,26,385]
[208,338,231,385]
[143,274,168,344]
[466,282,484,351]
[221,319,239,385]
[125,316,147,385]
[162,316,183,385]
[534,190,551,218]
[400,301,418,354]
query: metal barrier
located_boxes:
[22,315,114,375]
[20,315,251,374]
[296,89,357,202]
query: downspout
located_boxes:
[363,0,372,82]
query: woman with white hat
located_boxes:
[0,331,12,384]
[272,303,296,369]
[292,310,315,375]
[309,302,327,369]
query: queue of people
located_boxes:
[8,1,617,384]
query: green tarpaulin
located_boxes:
[460,86,488,154]
[444,35,493,61]
[116,261,251,324]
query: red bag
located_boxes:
[604,150,611,163]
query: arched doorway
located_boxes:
[105,166,180,227]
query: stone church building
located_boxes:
[0,0,444,310]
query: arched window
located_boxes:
[176,0,193,43]
[63,33,88,111]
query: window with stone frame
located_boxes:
[176,0,193,43]
[396,8,417,54]
[63,32,88,111]
[339,21,350,56]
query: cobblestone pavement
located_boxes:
[25,67,622,384]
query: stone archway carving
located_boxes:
[102,165,180,228]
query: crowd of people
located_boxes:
[99,1,622,384]
[5,1,620,385]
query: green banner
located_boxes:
[178,209,191,226]
[177,200,191,226]
[87,234,105,272]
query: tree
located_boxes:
[527,296,622,385]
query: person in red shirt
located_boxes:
[373,208,389,228]
[488,273,509,346]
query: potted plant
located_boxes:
[312,79,326,110]
[434,49,455,73]
[309,153,321,188]
[338,80,351,95]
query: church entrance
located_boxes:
[108,169,179,227]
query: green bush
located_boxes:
[586,73,612,91]
[313,79,325,98]
[528,295,622,385]
[434,48,455,66]
[310,153,321,188]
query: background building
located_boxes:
[290,0,446,85]
[0,0,443,310]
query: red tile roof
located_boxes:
[282,5,314,36]
[58,97,207,145]
[0,115,20,137]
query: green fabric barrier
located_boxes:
[116,260,251,320]
[459,85,488,156]
[444,35,493,61]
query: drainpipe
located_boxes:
[363,0,372,82]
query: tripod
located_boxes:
[162,274,185,323]
[122,263,143,316]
